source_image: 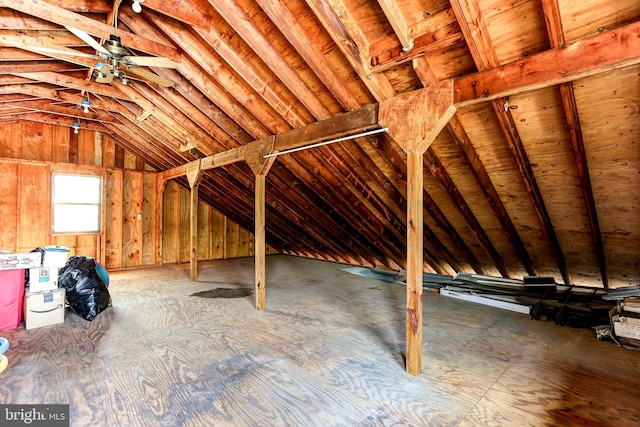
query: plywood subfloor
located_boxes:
[1,255,639,426]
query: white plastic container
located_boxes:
[42,246,70,268]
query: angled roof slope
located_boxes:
[0,0,638,288]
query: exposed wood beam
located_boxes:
[186,159,204,281]
[0,84,140,115]
[138,8,284,135]
[452,0,567,282]
[304,0,396,101]
[495,103,570,284]
[377,0,412,51]
[378,83,455,376]
[10,111,108,132]
[39,0,113,13]
[0,0,181,61]
[254,0,360,111]
[0,60,83,74]
[453,20,640,107]
[205,0,331,121]
[245,137,276,310]
[425,151,508,277]
[10,71,130,99]
[150,68,253,145]
[369,21,463,74]
[275,103,378,152]
[141,0,212,29]
[1,99,121,123]
[542,0,608,287]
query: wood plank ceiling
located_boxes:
[0,0,638,288]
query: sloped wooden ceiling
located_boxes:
[0,0,638,288]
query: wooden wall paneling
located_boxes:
[104,169,123,269]
[211,210,226,259]
[22,122,52,162]
[17,163,50,252]
[114,143,125,169]
[51,234,76,259]
[179,186,190,263]
[51,125,70,163]
[75,234,97,259]
[573,66,640,288]
[94,132,103,167]
[238,226,252,257]
[162,180,180,264]
[0,123,20,158]
[197,202,211,260]
[225,220,239,259]
[124,151,137,169]
[122,171,143,267]
[142,172,157,266]
[102,135,116,168]
[77,130,96,165]
[0,163,18,251]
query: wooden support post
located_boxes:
[379,81,456,375]
[156,175,169,266]
[246,137,276,310]
[405,149,423,375]
[254,173,267,309]
[186,159,204,281]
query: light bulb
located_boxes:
[74,128,79,134]
[84,105,89,113]
[132,0,143,13]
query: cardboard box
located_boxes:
[613,320,640,340]
[28,267,59,292]
[0,253,41,270]
[42,246,70,268]
[24,288,65,330]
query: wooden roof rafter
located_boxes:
[542,0,608,288]
[450,0,568,283]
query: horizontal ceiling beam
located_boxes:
[453,20,640,107]
[158,103,379,182]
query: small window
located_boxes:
[52,174,101,234]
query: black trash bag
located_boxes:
[58,256,111,321]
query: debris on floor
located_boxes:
[342,266,640,347]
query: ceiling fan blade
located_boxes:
[124,56,178,68]
[66,26,111,56]
[127,67,175,87]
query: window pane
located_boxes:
[52,174,101,234]
[53,175,101,204]
[53,205,100,233]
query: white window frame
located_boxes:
[52,173,102,234]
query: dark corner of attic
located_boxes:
[0,247,111,370]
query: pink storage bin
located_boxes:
[0,269,25,330]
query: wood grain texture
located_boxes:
[1,256,638,426]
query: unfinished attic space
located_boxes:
[0,0,639,424]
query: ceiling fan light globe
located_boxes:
[132,0,143,13]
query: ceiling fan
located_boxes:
[65,26,176,87]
